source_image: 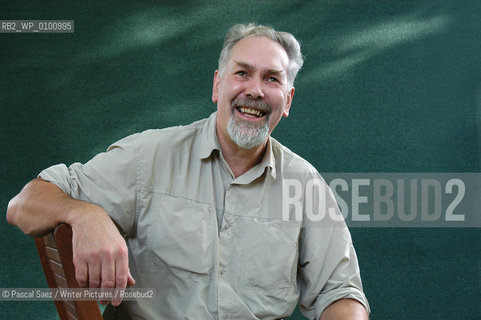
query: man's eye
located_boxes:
[267,76,279,83]
[235,71,247,76]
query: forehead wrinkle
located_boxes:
[233,60,285,75]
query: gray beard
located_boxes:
[227,114,269,149]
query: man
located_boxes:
[7,23,369,319]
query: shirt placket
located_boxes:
[215,150,269,319]
[217,183,235,320]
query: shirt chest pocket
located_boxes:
[226,215,301,297]
[139,193,216,277]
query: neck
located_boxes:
[216,128,268,178]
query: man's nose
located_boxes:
[245,77,264,99]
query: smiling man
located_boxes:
[7,23,369,319]
[214,34,295,178]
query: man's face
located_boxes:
[212,36,295,149]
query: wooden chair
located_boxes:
[35,224,103,320]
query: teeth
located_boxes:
[238,107,264,117]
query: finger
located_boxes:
[127,270,136,286]
[100,258,115,305]
[74,261,88,288]
[112,257,129,306]
[88,262,101,288]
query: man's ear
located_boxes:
[212,70,221,103]
[283,87,295,117]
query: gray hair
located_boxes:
[218,23,304,89]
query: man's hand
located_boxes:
[69,206,135,306]
[7,178,135,306]
[320,298,369,320]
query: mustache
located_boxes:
[231,97,272,114]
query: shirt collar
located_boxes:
[261,137,277,180]
[199,111,277,181]
[199,112,222,160]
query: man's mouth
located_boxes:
[231,97,271,119]
[235,106,267,118]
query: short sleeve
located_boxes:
[38,133,140,236]
[298,179,370,319]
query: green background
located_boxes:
[1,1,481,319]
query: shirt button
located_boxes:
[222,313,231,319]
[223,223,231,230]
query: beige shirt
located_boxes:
[40,112,369,319]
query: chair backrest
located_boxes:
[35,224,103,320]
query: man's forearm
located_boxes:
[7,178,95,236]
[320,298,369,320]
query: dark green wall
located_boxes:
[1,1,480,319]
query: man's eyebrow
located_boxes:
[234,60,285,74]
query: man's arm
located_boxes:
[6,178,134,306]
[320,298,369,320]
